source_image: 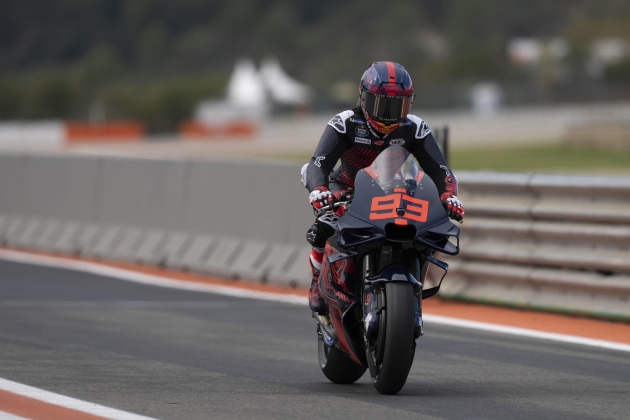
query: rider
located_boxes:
[301,61,464,314]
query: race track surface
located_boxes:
[0,259,629,420]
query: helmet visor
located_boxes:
[360,90,413,123]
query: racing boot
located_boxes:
[308,248,327,314]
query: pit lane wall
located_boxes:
[0,152,628,320]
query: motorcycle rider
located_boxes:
[302,61,464,314]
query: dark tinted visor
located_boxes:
[360,90,413,122]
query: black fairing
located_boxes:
[337,151,460,255]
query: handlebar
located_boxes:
[316,199,351,217]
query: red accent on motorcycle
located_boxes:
[370,193,429,223]
[369,194,401,220]
[364,166,378,180]
[401,194,429,223]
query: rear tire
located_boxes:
[367,282,415,395]
[318,333,366,384]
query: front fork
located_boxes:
[361,252,424,342]
[363,283,423,340]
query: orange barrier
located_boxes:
[180,120,257,139]
[65,121,146,143]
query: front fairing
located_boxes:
[337,146,459,255]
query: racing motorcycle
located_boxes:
[313,146,460,395]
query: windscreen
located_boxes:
[364,146,423,195]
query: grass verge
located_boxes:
[450,143,630,173]
[276,143,630,174]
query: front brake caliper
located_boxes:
[363,283,379,341]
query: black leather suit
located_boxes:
[303,106,457,198]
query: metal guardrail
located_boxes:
[0,153,628,319]
[434,171,630,320]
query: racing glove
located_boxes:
[441,193,465,223]
[309,186,334,212]
[332,188,353,203]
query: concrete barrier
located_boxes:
[0,151,628,319]
[134,230,167,265]
[176,235,217,272]
[52,221,82,253]
[159,231,192,267]
[185,160,311,243]
[33,219,62,251]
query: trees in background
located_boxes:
[1,0,629,131]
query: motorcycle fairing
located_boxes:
[320,236,357,306]
[336,147,460,255]
[364,264,422,292]
[336,213,386,248]
[319,236,365,365]
[341,302,368,367]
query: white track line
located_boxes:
[1,248,629,353]
[423,314,630,353]
[0,249,307,306]
[0,411,29,420]
[0,377,157,420]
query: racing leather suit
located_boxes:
[303,106,457,202]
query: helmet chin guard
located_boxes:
[362,108,400,135]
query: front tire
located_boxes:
[367,282,415,395]
[318,332,366,384]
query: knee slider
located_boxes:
[306,221,334,248]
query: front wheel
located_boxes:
[366,282,415,395]
[318,330,366,384]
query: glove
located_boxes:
[309,186,334,212]
[332,188,353,203]
[441,193,464,223]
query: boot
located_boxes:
[308,248,327,314]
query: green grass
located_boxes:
[277,143,630,174]
[449,143,630,173]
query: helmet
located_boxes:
[359,62,414,135]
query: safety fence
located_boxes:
[438,172,630,320]
[0,152,628,319]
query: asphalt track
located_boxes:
[1,259,629,420]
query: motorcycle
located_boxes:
[313,145,460,395]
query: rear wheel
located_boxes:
[318,329,366,384]
[366,282,415,395]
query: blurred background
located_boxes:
[1,0,630,172]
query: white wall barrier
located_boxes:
[0,122,64,148]
[0,152,629,319]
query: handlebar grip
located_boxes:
[315,200,350,217]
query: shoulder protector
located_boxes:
[327,110,355,134]
[406,115,431,139]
